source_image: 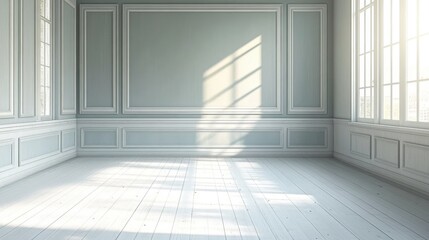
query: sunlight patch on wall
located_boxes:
[203,36,262,109]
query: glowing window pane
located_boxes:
[384,85,391,119]
[419,35,429,79]
[392,84,400,120]
[419,0,429,35]
[419,81,429,122]
[407,39,417,81]
[407,0,417,39]
[383,47,391,84]
[407,82,418,121]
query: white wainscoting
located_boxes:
[77,118,333,157]
[0,119,77,188]
[334,119,429,196]
[374,137,400,168]
[350,132,371,159]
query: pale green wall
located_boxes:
[77,0,333,118]
[333,0,352,119]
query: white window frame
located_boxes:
[38,0,53,121]
[355,0,378,123]
[352,0,429,129]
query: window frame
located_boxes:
[353,0,429,128]
[38,0,54,121]
[355,0,378,123]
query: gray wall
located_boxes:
[333,0,351,119]
[77,0,333,118]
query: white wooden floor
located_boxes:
[0,158,429,240]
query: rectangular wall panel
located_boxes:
[19,133,60,164]
[122,5,282,115]
[288,4,327,114]
[350,132,371,159]
[81,128,118,148]
[20,0,36,117]
[61,0,77,115]
[62,129,76,152]
[403,142,429,177]
[123,128,283,148]
[374,137,399,168]
[287,128,327,148]
[80,5,118,114]
[0,140,14,169]
[0,0,14,118]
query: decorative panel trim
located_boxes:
[18,132,61,165]
[122,4,282,115]
[0,0,14,118]
[0,139,15,173]
[287,127,328,148]
[19,0,38,118]
[374,137,400,168]
[61,0,77,115]
[122,127,284,149]
[350,132,371,159]
[403,142,429,177]
[287,4,327,114]
[80,4,118,114]
[80,128,119,148]
[61,129,76,152]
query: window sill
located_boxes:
[347,121,429,137]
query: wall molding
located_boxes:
[288,4,327,114]
[78,118,333,156]
[403,142,429,178]
[19,0,37,118]
[80,4,118,114]
[18,131,61,165]
[0,0,14,118]
[60,0,77,115]
[61,128,77,152]
[374,136,400,168]
[287,127,328,148]
[80,127,119,148]
[350,132,371,159]
[122,4,283,115]
[122,127,284,149]
[0,139,15,173]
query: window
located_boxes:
[381,0,400,121]
[354,0,429,126]
[40,0,51,118]
[406,0,429,123]
[357,0,376,120]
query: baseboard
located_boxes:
[0,152,77,188]
[78,150,333,158]
[334,152,429,199]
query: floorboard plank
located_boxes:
[0,157,428,240]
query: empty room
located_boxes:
[1,0,429,239]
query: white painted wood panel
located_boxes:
[350,132,371,159]
[403,142,429,177]
[374,137,400,168]
[1,157,428,239]
[80,4,118,114]
[288,4,327,114]
[0,0,14,118]
[122,4,282,115]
